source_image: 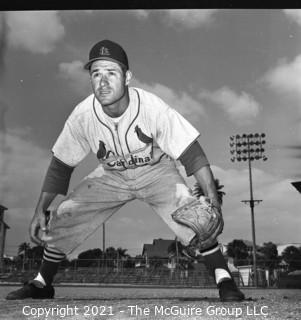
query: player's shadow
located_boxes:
[57,296,254,302]
[57,296,215,301]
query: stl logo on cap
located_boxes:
[99,47,110,56]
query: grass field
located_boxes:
[0,285,300,320]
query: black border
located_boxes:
[1,1,301,11]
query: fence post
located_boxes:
[74,259,77,280]
[97,259,100,276]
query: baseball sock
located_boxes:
[33,247,66,286]
[201,242,232,285]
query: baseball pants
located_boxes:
[42,157,196,255]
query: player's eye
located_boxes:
[92,72,102,79]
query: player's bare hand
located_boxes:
[211,198,222,211]
[29,209,48,246]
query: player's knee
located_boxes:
[56,199,77,218]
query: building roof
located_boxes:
[142,239,175,258]
[0,204,10,228]
[0,204,8,212]
[0,220,10,229]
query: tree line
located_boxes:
[15,243,134,269]
[13,240,301,272]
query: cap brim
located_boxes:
[84,57,128,70]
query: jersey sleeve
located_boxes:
[52,119,91,167]
[155,105,200,160]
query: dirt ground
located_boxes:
[0,285,300,320]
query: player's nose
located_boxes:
[99,75,109,86]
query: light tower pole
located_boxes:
[102,222,105,253]
[230,133,267,287]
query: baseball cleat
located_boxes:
[218,279,245,302]
[6,280,55,300]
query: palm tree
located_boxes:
[281,246,301,271]
[18,242,31,256]
[116,247,128,259]
[193,178,226,205]
[226,239,249,266]
[18,242,31,271]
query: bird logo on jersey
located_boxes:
[96,126,158,170]
[135,125,153,144]
[96,140,107,160]
[96,140,115,161]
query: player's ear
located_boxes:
[125,70,132,86]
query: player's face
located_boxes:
[90,60,130,107]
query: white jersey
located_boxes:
[52,87,200,171]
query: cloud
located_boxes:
[263,55,301,142]
[59,10,95,23]
[132,9,218,29]
[0,129,51,254]
[0,12,7,77]
[284,9,301,26]
[0,98,11,204]
[58,60,91,95]
[133,10,150,20]
[6,11,65,54]
[199,87,260,125]
[163,9,218,29]
[0,129,50,207]
[132,78,206,124]
[264,55,301,99]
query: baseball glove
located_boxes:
[171,196,224,251]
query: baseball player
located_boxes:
[6,40,244,301]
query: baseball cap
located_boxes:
[84,39,129,70]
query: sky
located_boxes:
[0,9,301,259]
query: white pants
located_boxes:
[43,157,196,255]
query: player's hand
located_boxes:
[208,196,221,213]
[29,209,48,246]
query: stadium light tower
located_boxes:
[230,133,267,287]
